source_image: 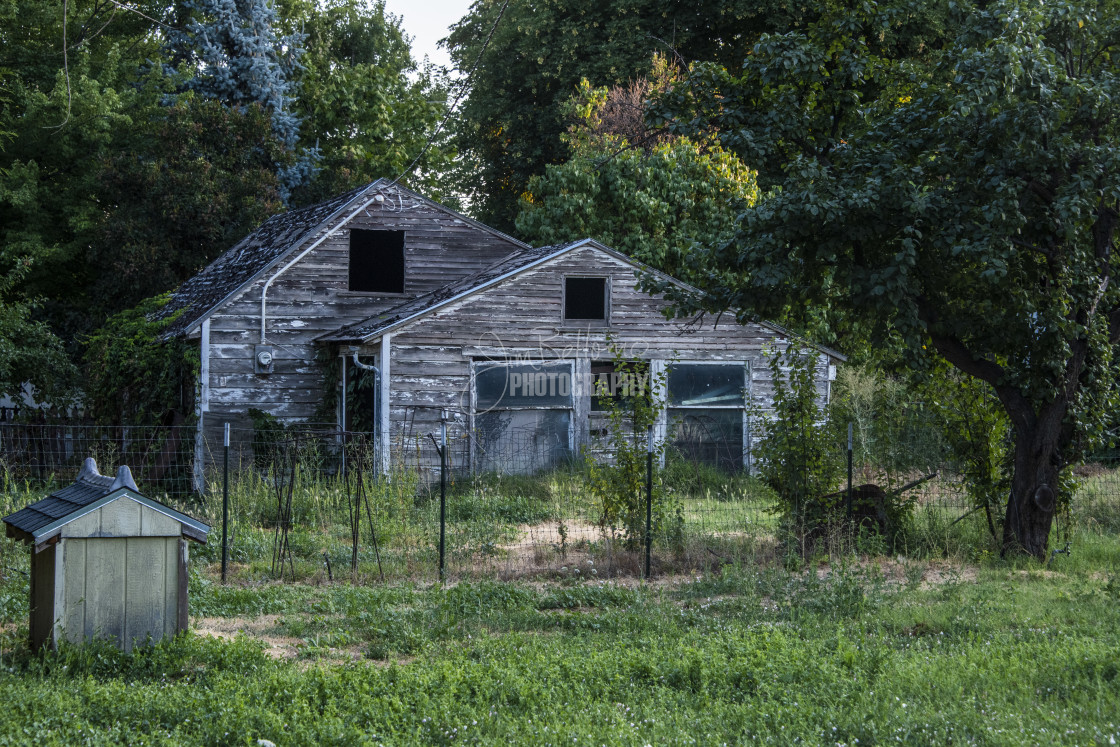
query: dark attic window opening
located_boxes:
[564,276,607,322]
[349,229,405,293]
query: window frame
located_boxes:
[346,228,407,295]
[470,359,578,469]
[561,275,611,326]
[665,360,752,471]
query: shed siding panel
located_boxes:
[164,539,179,638]
[30,545,55,650]
[99,500,142,537]
[83,538,127,643]
[52,541,65,649]
[124,538,166,650]
[140,506,185,537]
[62,538,86,642]
[63,511,100,538]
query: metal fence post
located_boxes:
[846,422,854,519]
[645,425,653,580]
[439,410,447,584]
[221,422,230,584]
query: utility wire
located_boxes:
[48,0,182,130]
[48,0,73,130]
[105,0,179,31]
[385,0,512,189]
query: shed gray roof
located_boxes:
[155,179,529,338]
[2,459,209,542]
[3,459,128,535]
[319,241,585,343]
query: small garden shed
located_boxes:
[2,459,210,651]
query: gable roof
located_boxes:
[319,240,587,343]
[156,179,528,338]
[318,238,847,362]
[3,459,210,544]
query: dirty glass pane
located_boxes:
[668,408,744,472]
[475,410,572,473]
[667,364,746,407]
[475,362,573,410]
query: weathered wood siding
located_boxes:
[201,185,525,444]
[368,245,839,469]
[59,537,181,651]
[54,496,187,651]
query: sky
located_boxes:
[382,0,475,72]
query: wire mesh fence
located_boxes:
[2,415,1118,584]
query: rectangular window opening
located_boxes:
[667,363,749,473]
[564,277,607,322]
[590,360,650,412]
[349,229,404,293]
[473,361,574,474]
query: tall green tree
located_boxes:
[89,97,286,316]
[165,0,317,200]
[287,0,452,204]
[0,18,152,353]
[653,0,1120,558]
[515,74,758,284]
[445,0,812,229]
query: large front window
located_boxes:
[473,361,574,473]
[667,363,749,472]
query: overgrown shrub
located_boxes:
[754,348,845,542]
[83,294,198,426]
[586,349,682,550]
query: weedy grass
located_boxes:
[0,524,1118,745]
[0,467,1119,744]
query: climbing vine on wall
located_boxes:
[83,294,199,426]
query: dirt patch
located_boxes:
[194,615,306,660]
[1074,463,1113,478]
[495,520,600,572]
[194,614,392,667]
[1013,569,1065,580]
[811,556,979,590]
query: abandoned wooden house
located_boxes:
[2,459,209,651]
[160,179,844,474]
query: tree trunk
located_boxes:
[1002,419,1062,559]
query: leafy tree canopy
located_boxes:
[515,65,759,286]
[0,0,456,397]
[651,0,1120,558]
[445,0,814,229]
[166,0,318,199]
[286,0,452,205]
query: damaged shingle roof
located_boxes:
[320,240,588,343]
[3,459,210,543]
[155,183,372,338]
[155,179,530,338]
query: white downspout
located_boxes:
[193,320,210,492]
[259,191,386,343]
[379,334,391,474]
